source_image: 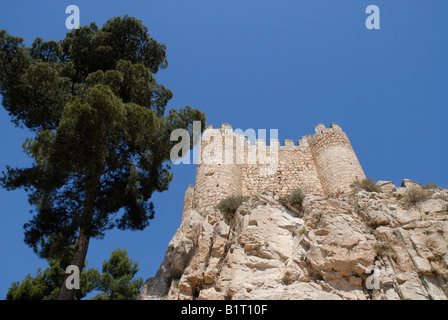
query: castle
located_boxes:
[183,123,366,214]
[140,122,448,301]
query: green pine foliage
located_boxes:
[6,249,143,300]
[6,259,99,300]
[90,248,143,300]
[0,16,206,299]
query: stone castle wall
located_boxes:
[241,138,324,197]
[185,123,366,212]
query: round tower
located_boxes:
[192,124,243,212]
[309,123,366,196]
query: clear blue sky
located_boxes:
[1,1,447,298]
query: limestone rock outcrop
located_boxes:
[138,183,448,300]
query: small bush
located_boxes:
[352,199,370,213]
[353,178,381,193]
[373,243,393,258]
[423,183,438,190]
[367,217,382,229]
[402,187,432,206]
[297,228,306,237]
[281,188,306,212]
[224,289,235,300]
[216,195,247,221]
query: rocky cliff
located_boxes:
[138,181,448,300]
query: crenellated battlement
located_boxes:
[187,123,366,212]
[203,122,346,151]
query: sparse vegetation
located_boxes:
[224,288,235,300]
[351,198,371,216]
[372,242,393,258]
[280,188,306,212]
[430,257,448,280]
[216,195,247,215]
[366,217,378,229]
[216,195,247,226]
[366,215,388,229]
[401,187,432,206]
[419,278,434,300]
[423,183,438,190]
[198,210,209,217]
[353,178,382,193]
[297,228,306,237]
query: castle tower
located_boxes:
[308,123,366,196]
[191,124,243,211]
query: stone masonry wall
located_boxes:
[241,140,324,197]
[189,123,365,212]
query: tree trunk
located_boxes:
[57,227,91,300]
[57,175,98,300]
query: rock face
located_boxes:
[138,184,448,300]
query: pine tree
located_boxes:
[6,257,99,300]
[6,248,143,300]
[0,16,206,300]
[91,248,144,300]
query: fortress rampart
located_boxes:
[183,123,366,213]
